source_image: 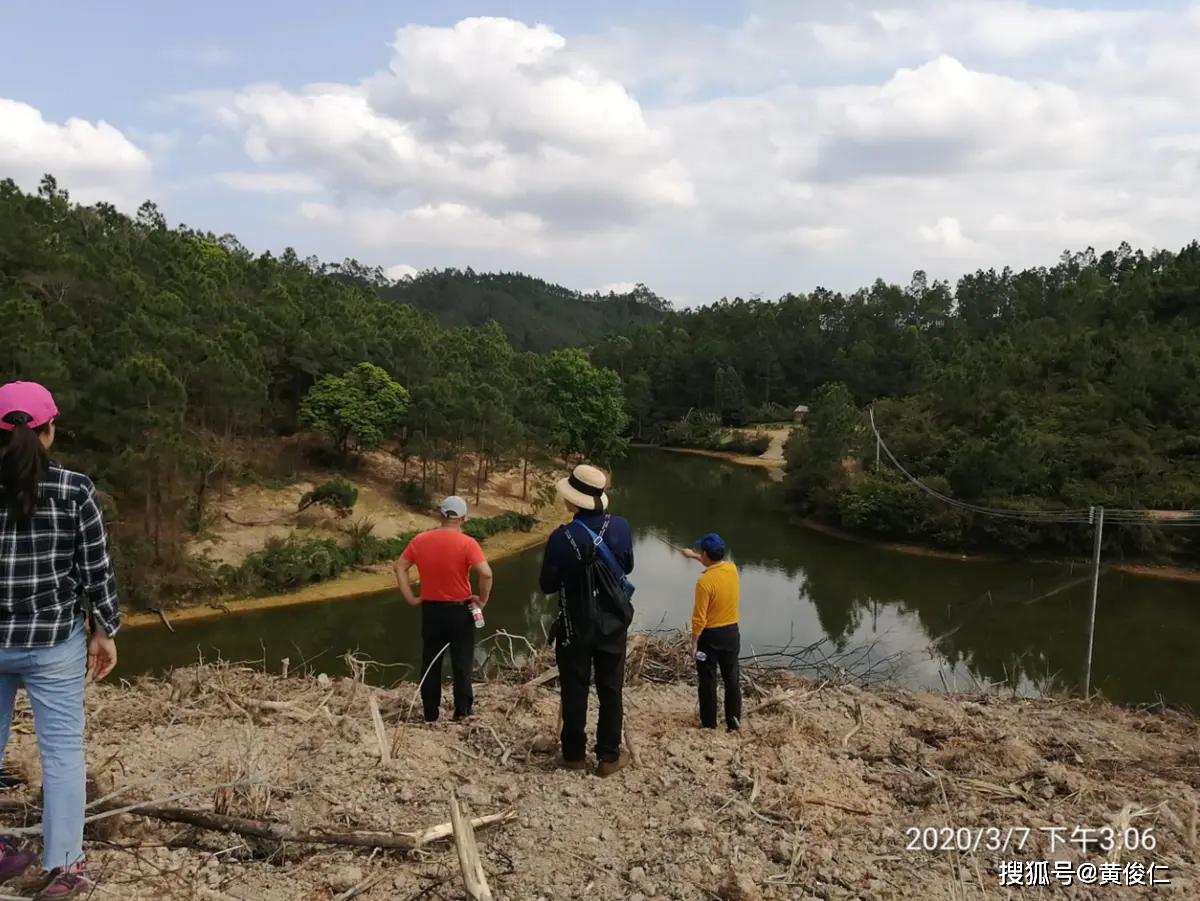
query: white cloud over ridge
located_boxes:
[202,17,693,257]
[0,98,150,207]
[189,5,1200,298]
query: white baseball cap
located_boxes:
[438,496,468,519]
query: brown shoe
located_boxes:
[557,755,587,771]
[595,750,631,778]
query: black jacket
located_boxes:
[539,511,634,649]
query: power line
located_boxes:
[867,408,1093,523]
[867,407,1200,526]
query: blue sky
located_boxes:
[2,1,1196,304]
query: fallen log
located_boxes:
[747,690,798,716]
[0,797,514,851]
[450,792,495,901]
[368,692,391,763]
[523,667,559,689]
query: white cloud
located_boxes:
[0,97,151,207]
[814,55,1105,179]
[199,18,693,255]
[385,264,419,281]
[596,281,639,295]
[314,202,550,256]
[216,171,322,193]
[777,226,854,252]
[169,7,1200,299]
[918,217,982,257]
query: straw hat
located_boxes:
[556,464,609,512]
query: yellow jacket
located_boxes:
[692,561,739,636]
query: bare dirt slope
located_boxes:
[190,451,551,568]
[1,637,1196,900]
[760,428,790,462]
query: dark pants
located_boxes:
[556,637,626,762]
[697,624,741,730]
[420,602,476,721]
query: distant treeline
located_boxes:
[594,246,1200,561]
[7,171,1200,581]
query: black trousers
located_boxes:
[421,602,476,721]
[697,624,741,730]
[556,636,626,762]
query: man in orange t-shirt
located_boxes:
[394,496,493,721]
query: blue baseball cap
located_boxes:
[693,533,726,556]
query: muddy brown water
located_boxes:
[121,449,1200,707]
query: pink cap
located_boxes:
[0,382,59,431]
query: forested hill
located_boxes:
[594,245,1200,561]
[0,176,629,605]
[374,270,670,352]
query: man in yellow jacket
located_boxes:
[682,533,741,731]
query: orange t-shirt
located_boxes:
[401,529,486,602]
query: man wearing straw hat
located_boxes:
[539,464,634,777]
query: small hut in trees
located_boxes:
[793,404,810,423]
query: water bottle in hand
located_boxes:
[468,601,485,629]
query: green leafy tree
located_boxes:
[300,363,409,456]
[535,349,629,462]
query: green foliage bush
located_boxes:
[237,537,351,592]
[660,413,770,456]
[395,479,433,511]
[224,512,531,597]
[660,412,723,450]
[464,511,537,540]
[300,477,359,517]
[746,402,793,424]
[836,471,969,546]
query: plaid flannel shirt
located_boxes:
[0,463,121,648]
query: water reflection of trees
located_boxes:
[616,453,1089,689]
[529,454,1200,706]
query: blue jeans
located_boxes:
[0,622,86,870]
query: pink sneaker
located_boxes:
[35,865,95,899]
[0,837,34,883]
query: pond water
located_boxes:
[120,450,1200,707]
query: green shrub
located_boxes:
[300,476,359,517]
[237,536,351,592]
[746,402,792,424]
[464,511,537,540]
[394,478,433,511]
[837,471,968,546]
[661,412,723,449]
[353,531,415,565]
[223,512,533,598]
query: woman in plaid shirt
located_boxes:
[0,382,120,899]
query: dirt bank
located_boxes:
[0,636,1194,899]
[126,450,562,629]
[641,427,790,480]
[123,519,560,631]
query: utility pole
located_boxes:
[1083,506,1105,699]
